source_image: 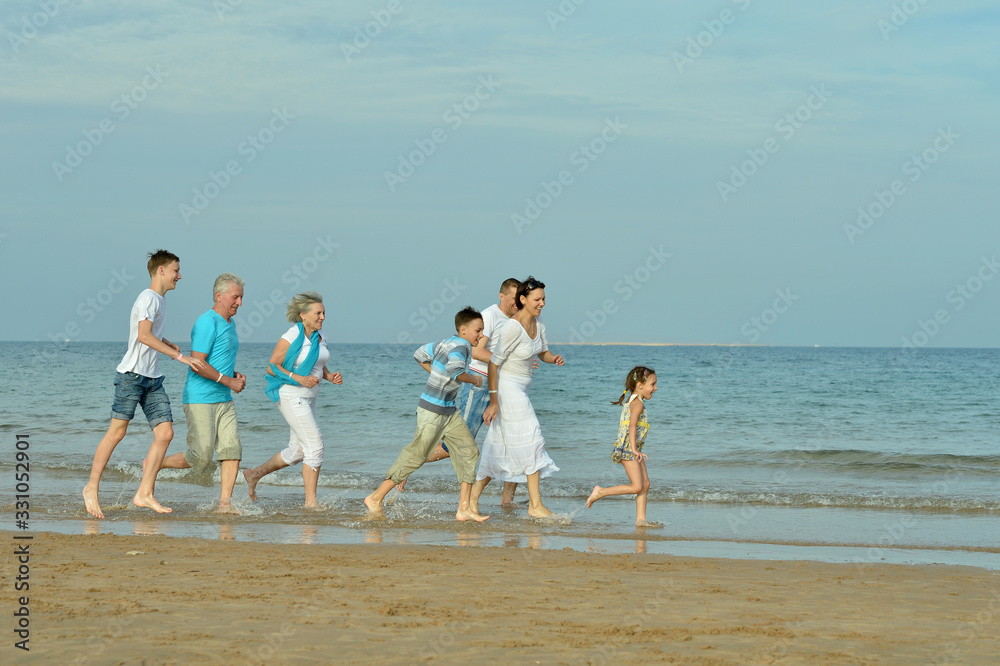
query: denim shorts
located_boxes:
[111,371,173,430]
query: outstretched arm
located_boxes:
[136,319,206,372]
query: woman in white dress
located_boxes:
[471,277,564,517]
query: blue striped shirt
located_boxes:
[414,336,472,415]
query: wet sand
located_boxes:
[14,532,1000,664]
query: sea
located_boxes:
[1,342,998,568]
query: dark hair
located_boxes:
[454,306,483,331]
[500,278,521,294]
[611,366,655,405]
[147,249,180,277]
[514,276,545,310]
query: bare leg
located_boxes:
[218,459,240,513]
[83,419,129,519]
[302,464,321,509]
[157,451,191,470]
[588,460,644,509]
[501,482,518,506]
[364,479,398,514]
[242,453,288,501]
[469,476,491,515]
[634,460,651,525]
[426,443,451,463]
[133,422,174,514]
[456,482,489,522]
[526,471,552,518]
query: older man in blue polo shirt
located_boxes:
[155,273,247,512]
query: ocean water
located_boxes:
[1,342,998,567]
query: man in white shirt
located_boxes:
[426,278,525,505]
[82,250,205,519]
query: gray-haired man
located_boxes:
[154,273,247,512]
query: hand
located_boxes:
[531,359,540,370]
[632,450,648,462]
[166,341,180,353]
[482,403,498,425]
[297,374,320,388]
[474,375,483,388]
[184,356,207,373]
[327,371,343,385]
[230,372,247,394]
[552,354,564,366]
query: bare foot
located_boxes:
[82,484,104,519]
[528,505,554,518]
[304,501,323,511]
[456,508,490,523]
[243,469,258,501]
[363,494,383,515]
[587,486,602,508]
[132,493,172,514]
[216,500,240,515]
[636,520,663,528]
[426,444,450,463]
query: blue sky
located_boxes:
[1,1,998,347]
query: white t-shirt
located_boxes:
[278,325,330,398]
[116,289,166,378]
[469,304,510,376]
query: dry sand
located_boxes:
[9,532,1000,664]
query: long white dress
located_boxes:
[476,318,559,483]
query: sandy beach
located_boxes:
[7,531,997,664]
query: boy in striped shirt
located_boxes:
[364,307,489,522]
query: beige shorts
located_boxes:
[182,401,242,472]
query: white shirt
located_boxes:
[116,289,166,378]
[469,304,510,376]
[489,319,548,378]
[278,326,330,398]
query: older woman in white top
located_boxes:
[471,277,564,517]
[243,292,342,508]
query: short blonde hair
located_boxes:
[286,291,323,323]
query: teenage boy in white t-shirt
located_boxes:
[82,250,205,519]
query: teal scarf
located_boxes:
[264,322,321,402]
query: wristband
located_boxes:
[489,390,497,394]
[176,352,184,361]
[217,372,223,383]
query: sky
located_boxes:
[1,1,998,348]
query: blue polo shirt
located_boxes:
[183,310,239,404]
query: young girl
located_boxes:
[586,366,658,526]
